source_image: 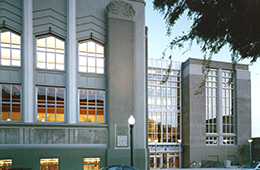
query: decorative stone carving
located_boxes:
[1,127,106,145]
[106,0,135,17]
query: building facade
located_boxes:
[0,0,148,170]
[148,58,251,169]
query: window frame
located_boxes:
[205,69,217,134]
[222,70,234,134]
[36,86,65,123]
[40,158,59,170]
[0,30,21,67]
[78,40,105,74]
[36,35,65,71]
[78,89,105,123]
[0,159,12,169]
[83,157,101,170]
[0,84,22,122]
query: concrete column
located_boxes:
[106,1,148,169]
[133,2,149,169]
[66,0,77,123]
[235,69,251,145]
[217,69,223,143]
[106,0,136,149]
[134,0,146,149]
[22,0,34,123]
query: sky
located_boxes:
[145,1,260,137]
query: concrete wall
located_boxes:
[0,0,22,33]
[1,146,107,170]
[236,69,251,145]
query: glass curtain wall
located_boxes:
[148,68,181,143]
[148,64,181,170]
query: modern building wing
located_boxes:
[148,58,251,169]
[0,0,148,170]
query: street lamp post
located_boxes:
[223,139,227,167]
[128,115,135,167]
[177,139,182,168]
[248,139,253,162]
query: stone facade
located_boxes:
[182,58,251,167]
[0,127,106,145]
[0,0,148,169]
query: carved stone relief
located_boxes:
[0,127,107,145]
[106,0,135,17]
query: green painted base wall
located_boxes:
[0,146,107,170]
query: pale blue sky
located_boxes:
[145,1,260,137]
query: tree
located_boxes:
[236,143,249,166]
[153,0,260,63]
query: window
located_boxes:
[37,87,65,122]
[0,85,21,121]
[148,112,180,143]
[223,137,235,145]
[222,70,234,133]
[79,89,105,123]
[83,158,100,170]
[206,137,218,145]
[0,159,12,169]
[78,40,104,74]
[40,158,59,170]
[206,69,217,133]
[0,30,21,66]
[37,36,64,70]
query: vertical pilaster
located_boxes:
[66,0,77,123]
[106,0,136,167]
[217,69,223,143]
[22,0,34,123]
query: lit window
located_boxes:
[37,87,65,122]
[0,159,12,169]
[0,30,21,66]
[83,158,100,170]
[206,137,218,145]
[78,40,104,74]
[36,36,65,70]
[148,112,180,143]
[79,89,105,123]
[40,158,59,170]
[0,84,21,121]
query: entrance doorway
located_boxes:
[150,153,179,169]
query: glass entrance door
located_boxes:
[168,154,179,169]
[150,153,161,169]
[150,153,179,170]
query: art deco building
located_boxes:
[0,0,148,169]
[148,58,251,169]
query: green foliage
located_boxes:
[236,143,249,165]
[153,0,260,63]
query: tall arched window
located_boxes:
[0,30,21,66]
[36,36,65,70]
[78,40,104,74]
